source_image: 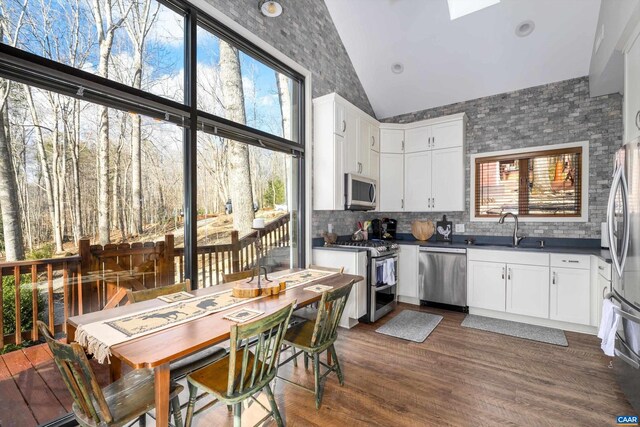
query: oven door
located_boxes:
[370,254,398,322]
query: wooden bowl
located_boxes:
[411,220,435,241]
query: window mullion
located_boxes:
[518,158,529,216]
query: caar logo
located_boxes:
[617,415,639,425]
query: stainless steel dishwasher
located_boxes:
[419,247,467,310]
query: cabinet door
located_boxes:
[380,129,404,153]
[405,126,430,153]
[370,149,380,210]
[370,122,380,152]
[379,153,404,211]
[343,109,359,174]
[398,245,419,299]
[506,264,550,318]
[431,147,464,211]
[468,260,506,311]
[625,31,640,144]
[404,151,431,211]
[334,101,346,137]
[550,267,591,325]
[358,117,370,176]
[334,135,344,209]
[431,120,463,150]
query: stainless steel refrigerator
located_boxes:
[607,140,640,412]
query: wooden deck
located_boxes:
[0,340,110,427]
[0,304,635,426]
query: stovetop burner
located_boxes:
[330,240,399,253]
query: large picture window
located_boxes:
[472,142,588,221]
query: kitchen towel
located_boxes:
[598,298,620,356]
[383,258,396,286]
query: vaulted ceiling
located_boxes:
[324,0,601,119]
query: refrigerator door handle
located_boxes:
[607,164,630,278]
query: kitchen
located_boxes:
[308,0,639,424]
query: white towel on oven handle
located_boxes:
[383,258,396,286]
[598,298,620,357]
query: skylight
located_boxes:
[447,0,500,20]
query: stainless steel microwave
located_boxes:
[345,173,377,211]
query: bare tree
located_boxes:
[276,73,292,207]
[219,40,254,235]
[91,0,126,245]
[118,0,159,236]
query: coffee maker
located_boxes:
[382,218,397,240]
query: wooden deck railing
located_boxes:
[0,213,290,349]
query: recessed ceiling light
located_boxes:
[260,1,283,18]
[515,20,535,37]
[391,63,404,74]
[447,0,500,20]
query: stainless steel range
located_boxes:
[330,240,399,322]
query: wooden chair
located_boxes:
[127,280,228,380]
[37,321,183,427]
[277,281,355,409]
[184,302,296,427]
[223,267,260,283]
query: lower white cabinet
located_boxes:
[398,244,419,302]
[506,264,550,318]
[312,248,367,328]
[550,267,590,325]
[468,260,506,312]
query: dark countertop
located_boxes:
[395,240,612,262]
[312,234,612,262]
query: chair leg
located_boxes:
[292,348,298,367]
[264,383,283,427]
[171,395,184,427]
[329,344,344,386]
[304,352,309,370]
[233,402,242,427]
[139,414,146,426]
[184,382,198,427]
[313,353,324,410]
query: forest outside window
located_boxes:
[473,143,588,220]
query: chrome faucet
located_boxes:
[498,213,525,247]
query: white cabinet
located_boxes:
[624,26,640,144]
[313,93,380,210]
[379,114,466,213]
[398,244,419,302]
[380,129,404,153]
[506,264,550,318]
[431,147,464,211]
[550,267,591,325]
[379,153,404,211]
[468,260,506,311]
[404,151,432,211]
[312,248,367,328]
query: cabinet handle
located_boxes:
[502,267,505,279]
[603,285,609,300]
[401,199,404,209]
[371,135,375,147]
[432,137,435,148]
[342,120,346,132]
[636,110,640,131]
[427,198,431,208]
[401,140,405,151]
[552,272,556,285]
[432,197,435,208]
[507,268,511,280]
[598,266,605,271]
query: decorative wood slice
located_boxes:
[232,280,286,298]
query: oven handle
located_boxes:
[372,253,398,261]
[372,283,396,292]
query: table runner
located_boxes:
[76,269,336,363]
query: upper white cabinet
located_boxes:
[379,113,466,212]
[624,23,640,144]
[313,93,380,210]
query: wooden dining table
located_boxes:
[67,269,363,427]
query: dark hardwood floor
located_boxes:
[191,303,634,426]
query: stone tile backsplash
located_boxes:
[313,77,622,240]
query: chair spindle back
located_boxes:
[226,302,295,398]
[126,280,189,303]
[311,281,355,348]
[37,321,112,424]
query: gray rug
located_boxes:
[375,310,443,342]
[461,314,568,346]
